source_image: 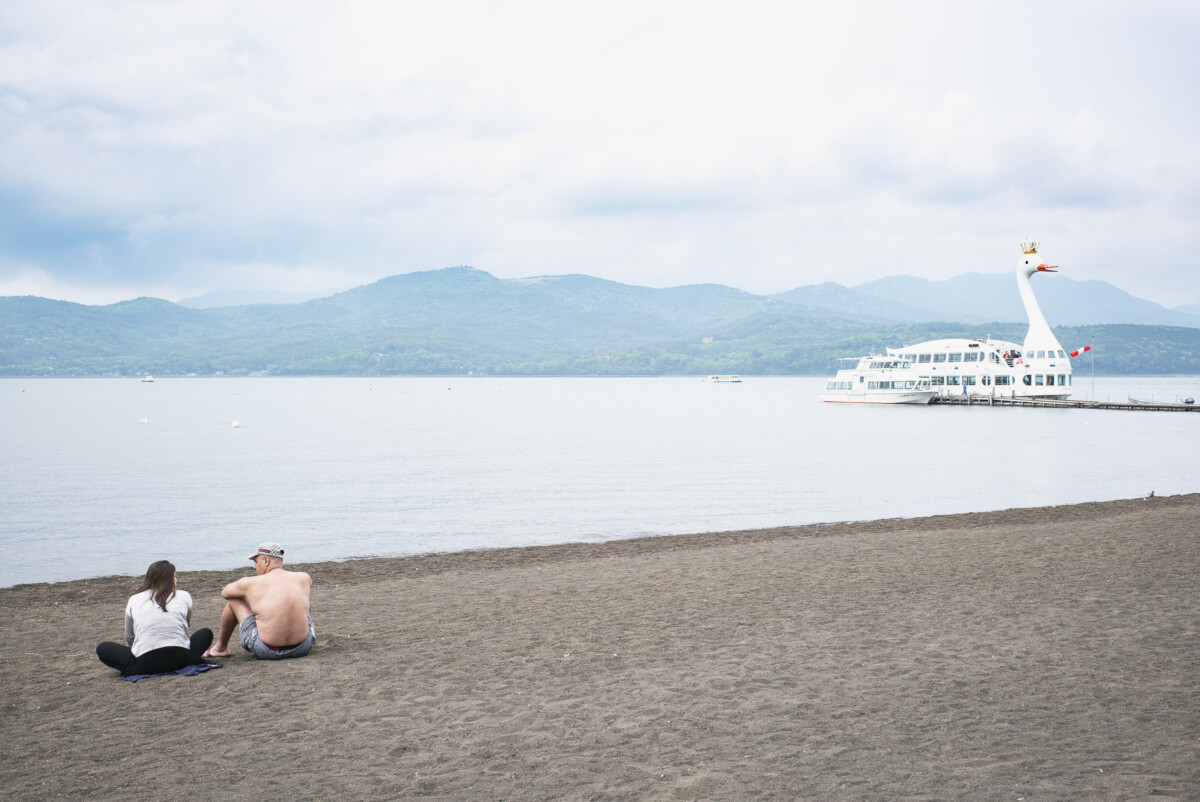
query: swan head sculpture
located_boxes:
[1019,241,1057,276]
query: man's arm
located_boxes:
[220,575,256,600]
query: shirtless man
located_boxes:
[203,542,315,660]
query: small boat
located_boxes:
[1129,396,1152,404]
[820,355,936,404]
[707,375,742,383]
[1181,397,1195,405]
[141,375,154,382]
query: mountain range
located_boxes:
[180,270,1200,328]
[4,267,1200,377]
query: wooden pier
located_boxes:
[931,395,1200,412]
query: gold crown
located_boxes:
[1021,241,1039,254]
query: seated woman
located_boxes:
[96,560,214,676]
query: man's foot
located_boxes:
[203,647,231,658]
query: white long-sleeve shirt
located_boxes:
[124,589,194,656]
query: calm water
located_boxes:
[3,375,1199,586]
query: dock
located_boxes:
[931,396,1200,412]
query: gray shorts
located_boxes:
[239,614,315,660]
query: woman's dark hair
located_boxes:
[136,560,176,612]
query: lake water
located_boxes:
[3,375,1199,586]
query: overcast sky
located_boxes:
[1,1,1197,307]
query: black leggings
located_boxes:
[96,629,214,676]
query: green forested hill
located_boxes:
[3,268,1199,376]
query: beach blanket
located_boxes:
[120,662,222,683]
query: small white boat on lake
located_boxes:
[707,375,742,383]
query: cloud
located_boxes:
[0,1,1198,305]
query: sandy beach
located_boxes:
[2,495,1197,800]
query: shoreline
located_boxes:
[2,493,1197,799]
[3,493,1189,593]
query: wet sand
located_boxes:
[2,495,1198,800]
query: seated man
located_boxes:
[204,542,314,660]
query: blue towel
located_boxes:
[121,661,222,682]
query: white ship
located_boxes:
[822,242,1080,404]
[819,355,937,404]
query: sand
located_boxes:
[1,495,1198,800]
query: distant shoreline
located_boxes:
[6,493,1193,592]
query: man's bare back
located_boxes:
[225,567,312,646]
[204,542,313,659]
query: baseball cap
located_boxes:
[248,542,285,561]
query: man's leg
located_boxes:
[205,599,251,657]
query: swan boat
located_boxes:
[821,242,1078,404]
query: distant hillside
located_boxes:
[1175,302,1200,317]
[3,267,1200,376]
[178,288,339,308]
[183,268,1200,329]
[768,282,936,323]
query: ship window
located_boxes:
[982,375,992,386]
[1023,375,1032,386]
[964,352,978,362]
[995,376,1010,386]
[990,353,999,363]
[947,376,960,385]
[1037,350,1045,359]
[903,354,916,361]
[964,376,976,385]
[859,376,864,383]
[1059,374,1066,385]
[1046,375,1055,386]
[918,354,931,363]
[931,376,944,385]
[948,353,962,363]
[1058,350,1065,357]
[1035,375,1045,385]
[868,381,878,389]
[932,354,947,363]
[826,382,836,390]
